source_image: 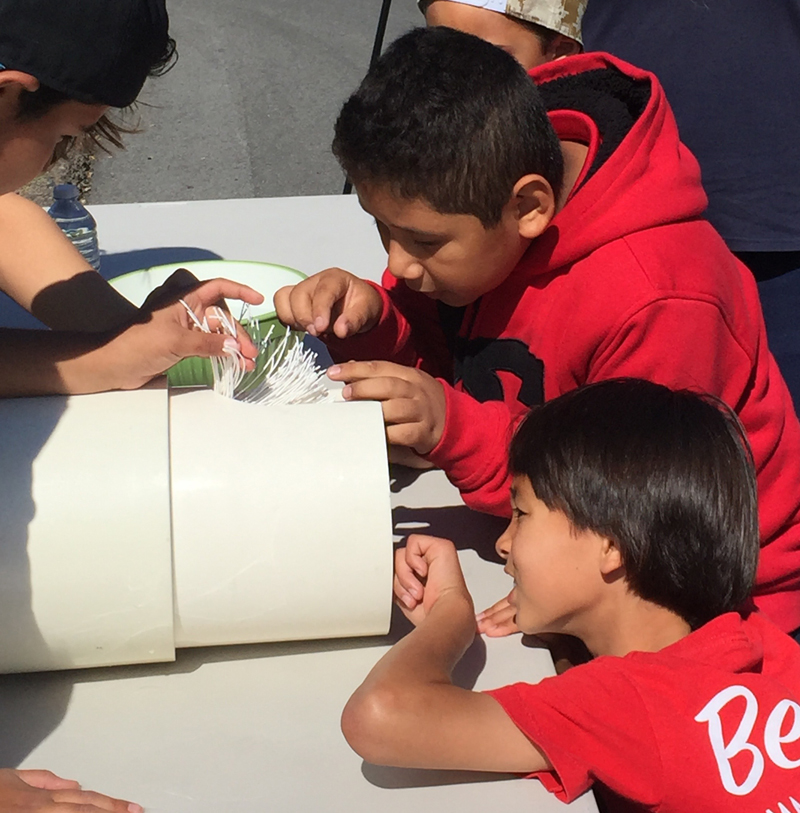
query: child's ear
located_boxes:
[599,536,624,578]
[545,35,582,61]
[512,174,556,240]
[0,71,40,94]
[0,71,41,119]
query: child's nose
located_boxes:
[387,241,423,280]
[495,521,513,560]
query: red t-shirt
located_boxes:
[487,613,800,811]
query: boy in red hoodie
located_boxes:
[342,379,800,812]
[274,27,800,638]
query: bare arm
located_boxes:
[341,535,549,774]
[0,278,264,396]
[0,192,137,331]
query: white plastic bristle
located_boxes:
[179,299,329,406]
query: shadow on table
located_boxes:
[362,763,519,789]
[0,247,222,330]
[0,397,73,767]
[97,247,222,282]
[0,670,74,766]
[392,504,507,564]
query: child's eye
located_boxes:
[511,506,526,519]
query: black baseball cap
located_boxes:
[0,0,170,108]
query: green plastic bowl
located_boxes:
[109,259,306,387]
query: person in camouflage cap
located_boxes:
[420,0,585,69]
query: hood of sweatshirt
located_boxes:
[522,52,709,275]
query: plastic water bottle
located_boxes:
[47,183,101,270]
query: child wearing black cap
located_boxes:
[0,0,263,397]
[0,1,261,810]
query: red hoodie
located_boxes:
[325,53,800,633]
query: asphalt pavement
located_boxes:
[91,0,420,203]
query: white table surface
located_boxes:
[95,194,390,284]
[0,195,598,812]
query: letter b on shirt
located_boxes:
[695,685,800,795]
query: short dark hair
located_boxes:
[15,37,177,159]
[508,379,759,629]
[332,26,564,227]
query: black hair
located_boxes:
[508,379,759,629]
[332,26,564,227]
[15,36,177,156]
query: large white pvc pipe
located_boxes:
[0,386,393,673]
[0,384,175,673]
[169,390,393,647]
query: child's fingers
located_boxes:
[275,278,333,335]
[231,316,258,361]
[288,284,324,335]
[380,397,426,426]
[395,559,425,595]
[340,375,411,404]
[394,547,426,593]
[203,306,259,364]
[476,596,520,637]
[328,359,410,384]
[187,278,264,309]
[273,284,300,328]
[308,272,355,336]
[331,283,383,338]
[403,536,432,579]
[385,421,430,452]
[15,769,80,790]
[50,787,141,812]
[393,572,420,610]
[393,544,425,610]
[477,611,519,638]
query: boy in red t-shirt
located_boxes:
[342,379,800,811]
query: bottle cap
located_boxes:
[53,184,80,200]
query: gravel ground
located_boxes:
[18,144,95,206]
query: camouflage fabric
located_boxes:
[418,0,586,44]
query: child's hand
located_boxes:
[476,592,520,637]
[0,768,141,812]
[328,361,446,454]
[140,269,262,365]
[105,277,264,390]
[394,534,473,626]
[273,268,383,339]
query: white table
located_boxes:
[0,196,598,813]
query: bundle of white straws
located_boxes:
[180,300,329,406]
